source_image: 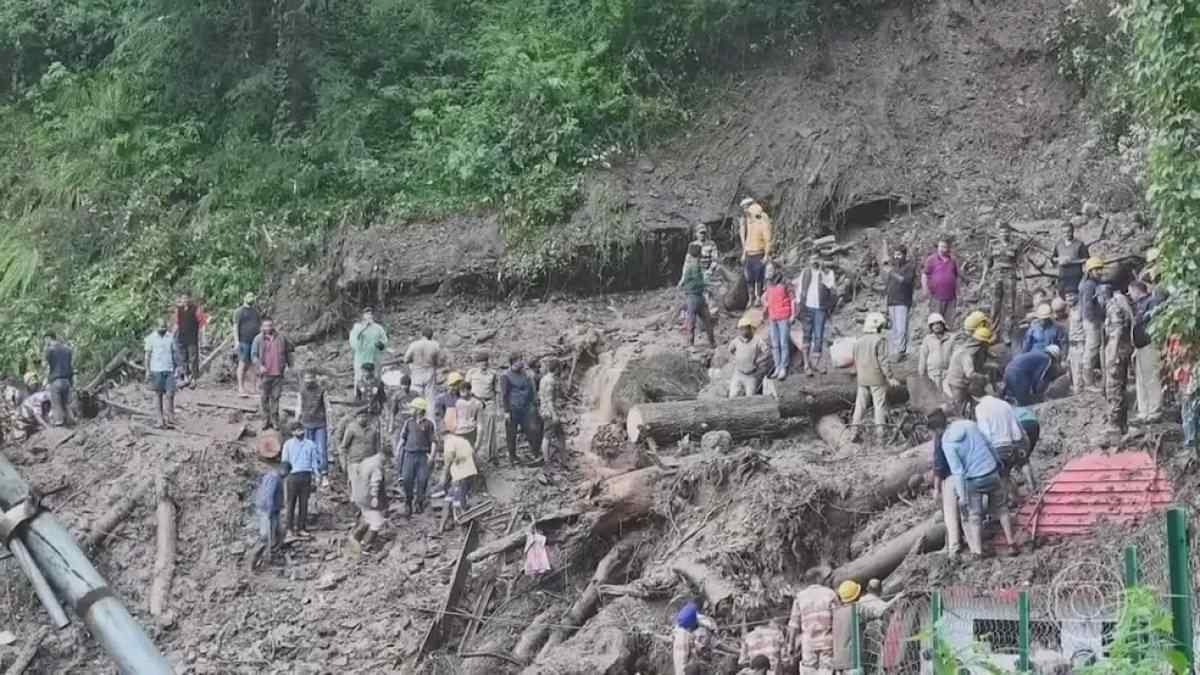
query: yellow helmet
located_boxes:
[737,316,756,329]
[837,580,862,603]
[963,310,990,332]
[447,371,464,386]
[1084,257,1106,272]
[973,326,995,344]
[410,397,428,412]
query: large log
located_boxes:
[828,443,931,531]
[772,375,909,419]
[466,506,589,564]
[626,396,780,446]
[513,609,557,665]
[832,517,945,586]
[671,557,737,613]
[149,476,177,617]
[815,414,861,456]
[537,538,639,660]
[86,479,153,551]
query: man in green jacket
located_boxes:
[349,306,388,399]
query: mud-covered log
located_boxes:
[537,538,638,660]
[815,414,861,455]
[4,627,48,675]
[832,517,945,586]
[86,480,153,551]
[772,375,909,420]
[827,443,931,532]
[82,349,131,394]
[611,350,709,418]
[149,476,177,617]
[671,557,736,613]
[513,608,557,665]
[466,506,588,563]
[626,396,780,445]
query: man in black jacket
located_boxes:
[884,245,917,362]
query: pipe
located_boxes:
[0,455,171,674]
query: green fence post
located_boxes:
[1124,544,1139,587]
[931,591,943,675]
[1167,507,1195,668]
[1018,591,1031,672]
[851,601,862,673]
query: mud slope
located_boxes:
[577,0,1127,240]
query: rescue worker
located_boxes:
[928,409,963,556]
[787,567,838,674]
[728,316,770,397]
[144,318,183,429]
[1104,287,1135,437]
[884,245,918,361]
[987,219,1019,344]
[917,313,953,388]
[1053,218,1090,298]
[501,353,538,464]
[939,415,1017,557]
[740,200,772,307]
[1129,281,1164,424]
[403,327,443,406]
[17,374,51,436]
[673,598,718,675]
[349,306,388,397]
[1066,292,1085,392]
[852,312,898,444]
[439,411,478,532]
[42,332,73,427]
[973,381,1028,486]
[455,381,484,448]
[538,358,563,466]
[432,371,463,448]
[943,326,993,417]
[358,362,387,416]
[1002,345,1061,406]
[343,408,386,549]
[1078,257,1108,391]
[387,373,414,441]
[690,223,721,312]
[466,350,501,464]
[739,618,785,674]
[961,310,991,345]
[679,242,717,348]
[1021,304,1067,355]
[397,398,435,514]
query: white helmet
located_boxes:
[927,313,945,327]
[864,312,887,334]
[1044,344,1062,359]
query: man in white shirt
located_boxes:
[794,256,836,374]
[973,383,1036,492]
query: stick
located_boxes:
[198,336,231,375]
[82,349,131,394]
[86,480,153,551]
[4,627,48,675]
[149,475,177,617]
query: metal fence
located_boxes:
[855,507,1195,673]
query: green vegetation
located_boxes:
[1078,586,1188,674]
[0,0,881,372]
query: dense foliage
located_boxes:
[0,0,879,373]
[1122,0,1200,343]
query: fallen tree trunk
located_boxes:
[671,557,737,613]
[4,627,48,675]
[772,375,909,420]
[626,396,780,445]
[466,506,588,564]
[827,443,931,532]
[512,608,557,665]
[815,414,861,455]
[150,475,177,617]
[82,349,130,394]
[611,350,709,418]
[86,480,153,551]
[832,516,945,586]
[537,538,639,660]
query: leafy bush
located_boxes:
[1047,0,1134,146]
[0,0,884,371]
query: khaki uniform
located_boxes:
[943,342,986,415]
[1068,304,1085,391]
[466,366,501,462]
[989,232,1018,341]
[917,333,954,388]
[789,585,838,674]
[852,333,892,441]
[1105,293,1134,433]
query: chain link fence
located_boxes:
[855,508,1195,673]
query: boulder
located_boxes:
[700,430,733,454]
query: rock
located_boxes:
[637,159,656,174]
[1082,202,1100,218]
[315,571,347,591]
[405,560,424,574]
[0,630,15,646]
[700,430,732,454]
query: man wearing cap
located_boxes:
[918,313,953,388]
[852,312,898,444]
[944,326,993,416]
[349,307,389,398]
[728,317,770,397]
[397,398,435,515]
[1104,287,1136,436]
[795,255,837,374]
[466,351,501,463]
[739,200,773,307]
[232,293,261,397]
[787,567,838,674]
[1078,258,1107,390]
[1002,345,1061,406]
[884,244,918,361]
[922,237,960,323]
[404,327,443,408]
[1053,218,1090,297]
[1021,304,1067,355]
[281,423,323,539]
[738,617,785,675]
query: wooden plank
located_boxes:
[179,390,258,413]
[417,521,481,661]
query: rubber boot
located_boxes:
[963,520,984,556]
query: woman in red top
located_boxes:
[762,270,795,379]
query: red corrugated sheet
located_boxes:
[1015,451,1173,538]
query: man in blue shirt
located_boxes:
[1021,304,1066,355]
[281,424,323,539]
[936,415,1017,557]
[144,318,183,429]
[927,410,963,556]
[1002,345,1062,406]
[255,461,290,560]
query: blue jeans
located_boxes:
[303,425,328,471]
[401,452,431,506]
[1184,391,1200,448]
[769,319,791,373]
[805,307,827,354]
[888,305,910,357]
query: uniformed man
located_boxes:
[787,567,838,674]
[1104,287,1135,438]
[987,219,1019,344]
